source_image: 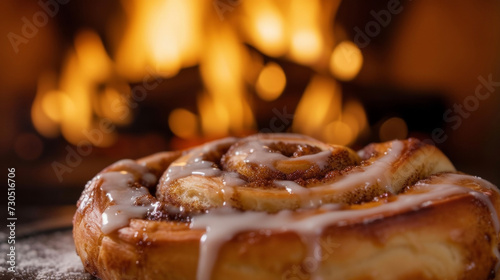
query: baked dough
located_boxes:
[73,134,500,279]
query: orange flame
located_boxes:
[288,0,323,65]
[199,24,256,137]
[115,0,202,80]
[243,0,286,57]
[33,0,368,146]
[293,75,368,145]
[32,30,130,146]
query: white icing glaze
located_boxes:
[275,180,309,195]
[426,174,500,232]
[158,139,410,216]
[191,174,500,280]
[222,172,246,187]
[274,180,326,209]
[241,141,332,170]
[162,136,344,209]
[94,137,500,277]
[442,174,500,271]
[243,141,290,168]
[99,161,157,234]
[287,150,332,169]
[268,141,404,208]
[313,140,404,193]
[164,161,222,185]
[162,138,237,185]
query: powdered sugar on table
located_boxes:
[0,229,93,280]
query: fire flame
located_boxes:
[33,0,367,146]
[115,0,202,80]
[32,30,130,146]
[243,0,286,57]
[293,75,367,145]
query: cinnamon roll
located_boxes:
[73,134,500,280]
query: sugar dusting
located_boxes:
[0,229,93,280]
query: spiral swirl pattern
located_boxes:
[73,134,500,280]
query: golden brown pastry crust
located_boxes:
[73,135,500,280]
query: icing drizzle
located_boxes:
[99,160,157,234]
[93,136,500,279]
[191,173,500,279]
